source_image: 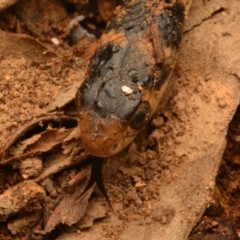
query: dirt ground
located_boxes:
[0,0,240,239]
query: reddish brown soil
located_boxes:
[0,0,239,239]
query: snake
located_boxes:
[75,0,192,206]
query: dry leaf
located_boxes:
[43,183,95,234]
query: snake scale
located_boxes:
[75,0,192,206]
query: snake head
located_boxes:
[75,34,165,157]
[75,0,186,157]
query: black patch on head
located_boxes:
[97,45,115,63]
[157,2,185,47]
[90,45,115,76]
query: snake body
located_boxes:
[76,0,192,158]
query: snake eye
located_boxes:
[129,102,151,129]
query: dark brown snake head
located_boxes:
[75,0,192,158]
